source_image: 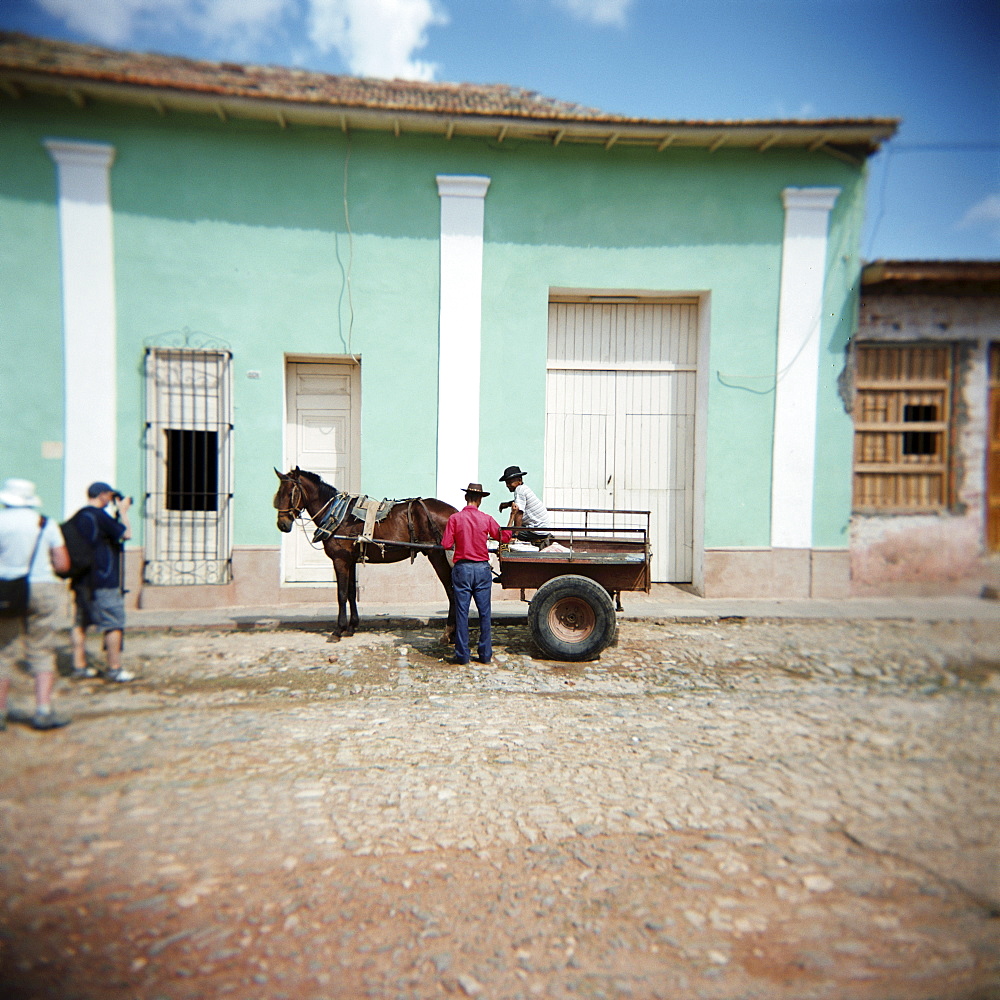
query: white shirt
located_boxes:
[0,507,64,583]
[513,484,549,529]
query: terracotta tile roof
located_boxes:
[0,32,899,156]
[0,31,608,120]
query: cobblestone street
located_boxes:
[1,615,998,999]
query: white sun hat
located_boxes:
[0,478,42,508]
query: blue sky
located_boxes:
[3,0,997,261]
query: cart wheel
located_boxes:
[528,575,617,661]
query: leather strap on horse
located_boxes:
[405,501,417,563]
[311,492,351,543]
[356,497,381,543]
[413,499,445,563]
[403,499,440,563]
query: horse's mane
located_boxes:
[297,469,337,497]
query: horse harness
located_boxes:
[306,491,442,562]
[279,473,446,559]
[311,493,391,542]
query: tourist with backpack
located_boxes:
[0,478,73,730]
[67,482,135,683]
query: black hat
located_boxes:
[463,483,491,497]
[499,465,526,483]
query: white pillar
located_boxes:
[435,174,490,507]
[44,140,118,517]
[770,186,840,549]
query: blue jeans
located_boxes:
[451,560,493,663]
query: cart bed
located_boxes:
[497,507,651,595]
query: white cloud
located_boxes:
[553,0,633,28]
[768,101,819,120]
[199,0,292,38]
[307,0,448,80]
[36,0,291,50]
[957,193,1000,240]
[37,0,172,46]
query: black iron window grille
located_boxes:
[144,347,233,585]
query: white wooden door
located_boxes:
[544,301,698,581]
[283,361,360,583]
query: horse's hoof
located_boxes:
[326,633,341,643]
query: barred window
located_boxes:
[144,348,233,585]
[852,344,953,512]
[165,429,219,511]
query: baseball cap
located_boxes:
[87,481,120,498]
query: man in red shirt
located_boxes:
[441,483,511,665]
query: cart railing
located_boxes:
[498,506,652,599]
[542,507,650,546]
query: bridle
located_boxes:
[276,480,304,518]
[276,477,337,532]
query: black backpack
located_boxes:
[0,516,46,619]
[57,511,96,582]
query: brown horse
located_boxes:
[273,467,457,642]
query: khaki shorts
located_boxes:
[0,582,69,680]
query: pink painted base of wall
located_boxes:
[850,515,999,596]
[125,546,523,610]
[124,541,1000,605]
[703,549,851,598]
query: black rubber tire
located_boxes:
[527,574,618,661]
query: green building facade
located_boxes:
[0,34,896,607]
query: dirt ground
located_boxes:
[1,614,998,1000]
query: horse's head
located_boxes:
[273,467,303,533]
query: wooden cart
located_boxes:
[497,508,651,661]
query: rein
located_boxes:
[278,480,338,544]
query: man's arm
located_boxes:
[441,515,456,551]
[97,504,130,543]
[50,545,70,576]
[115,497,132,542]
[499,503,520,527]
[47,519,70,575]
[487,517,513,545]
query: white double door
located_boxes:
[283,361,360,583]
[544,301,698,582]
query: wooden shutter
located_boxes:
[852,344,952,512]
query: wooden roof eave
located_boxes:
[0,68,898,156]
[861,260,1000,296]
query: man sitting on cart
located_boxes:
[498,465,552,547]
